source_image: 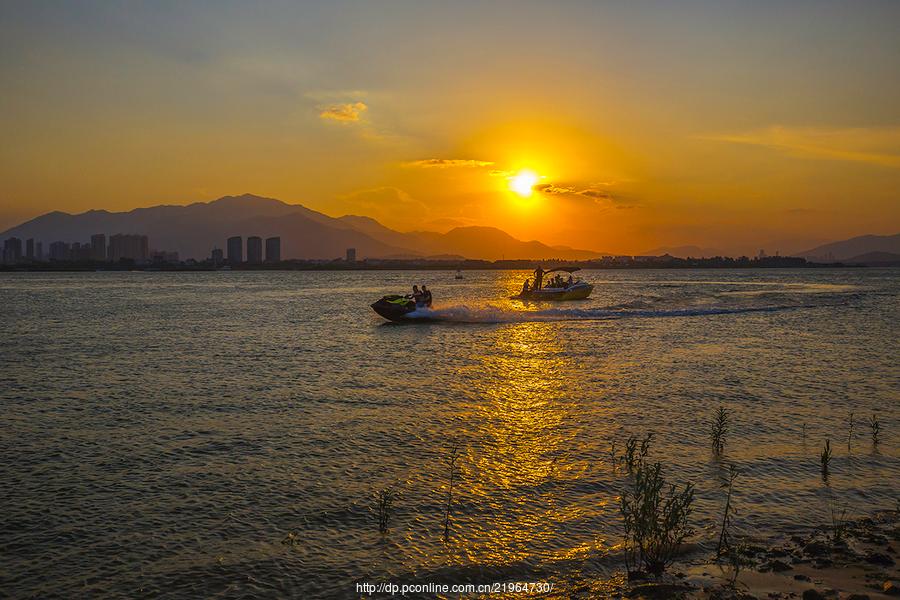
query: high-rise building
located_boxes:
[26,238,34,260]
[35,241,43,261]
[90,234,107,261]
[108,234,149,262]
[49,241,70,261]
[247,236,263,264]
[265,237,281,262]
[3,237,23,264]
[227,236,243,264]
[211,248,224,266]
[346,247,357,263]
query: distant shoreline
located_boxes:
[0,258,881,273]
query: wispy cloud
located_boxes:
[403,158,494,168]
[535,182,636,208]
[704,125,900,168]
[319,102,368,122]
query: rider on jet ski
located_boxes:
[410,285,433,308]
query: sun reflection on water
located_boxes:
[451,321,611,569]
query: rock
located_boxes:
[803,541,830,557]
[801,590,826,600]
[793,574,811,582]
[885,580,900,596]
[846,594,870,600]
[765,560,793,572]
[769,547,791,558]
[865,552,895,566]
[740,544,768,556]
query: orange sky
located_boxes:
[1,2,899,255]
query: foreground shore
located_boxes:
[566,510,900,600]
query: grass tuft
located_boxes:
[620,435,695,577]
[375,486,397,534]
[820,439,832,479]
[443,444,462,542]
[710,406,730,454]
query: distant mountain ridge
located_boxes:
[844,251,900,266]
[798,233,900,261]
[0,194,604,261]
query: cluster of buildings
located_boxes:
[212,236,281,265]
[2,234,161,264]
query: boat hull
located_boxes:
[513,283,594,301]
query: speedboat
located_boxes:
[371,295,435,322]
[512,267,594,301]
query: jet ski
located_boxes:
[371,295,435,322]
[511,267,594,301]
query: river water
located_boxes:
[1,269,898,598]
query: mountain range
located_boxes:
[0,194,605,261]
[796,233,900,262]
[3,194,897,263]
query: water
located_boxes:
[1,268,898,598]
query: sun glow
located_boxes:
[509,170,540,197]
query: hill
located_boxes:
[844,251,900,267]
[798,233,900,262]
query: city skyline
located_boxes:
[2,231,286,266]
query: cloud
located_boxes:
[535,182,636,208]
[403,158,494,168]
[703,125,900,168]
[319,102,368,122]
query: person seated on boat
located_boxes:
[567,275,574,287]
[411,285,424,306]
[533,267,545,290]
[522,279,531,294]
[421,285,433,307]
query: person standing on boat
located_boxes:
[533,266,545,290]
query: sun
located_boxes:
[509,170,540,197]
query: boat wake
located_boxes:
[403,303,812,324]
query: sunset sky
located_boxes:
[2,1,899,255]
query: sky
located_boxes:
[1,0,899,255]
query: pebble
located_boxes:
[803,541,830,557]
